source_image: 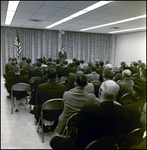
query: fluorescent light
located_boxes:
[8,1,20,11]
[5,1,20,25]
[80,15,146,31]
[68,10,88,18]
[45,1,112,29]
[109,27,146,34]
[83,1,111,12]
[5,17,13,25]
[46,17,72,28]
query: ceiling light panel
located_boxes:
[45,1,112,29]
[5,1,20,25]
[109,27,146,34]
[80,14,146,31]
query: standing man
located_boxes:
[58,47,67,61]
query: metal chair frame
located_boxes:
[11,83,30,114]
[37,98,63,143]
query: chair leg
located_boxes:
[42,118,44,143]
[11,97,13,114]
[37,118,40,132]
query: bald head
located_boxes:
[13,64,20,73]
[99,80,120,101]
[122,69,132,78]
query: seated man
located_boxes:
[56,72,100,135]
[86,64,100,83]
[28,61,43,79]
[122,77,146,134]
[50,80,125,149]
[5,64,29,111]
[33,67,65,132]
[117,69,133,103]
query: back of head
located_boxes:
[63,60,68,66]
[73,58,76,62]
[13,64,20,73]
[35,61,42,68]
[122,69,132,78]
[100,80,120,101]
[26,58,31,63]
[103,68,113,80]
[80,60,84,64]
[91,65,97,71]
[99,61,104,67]
[105,64,113,70]
[22,57,27,61]
[75,60,80,66]
[47,67,56,79]
[76,73,87,87]
[78,65,85,73]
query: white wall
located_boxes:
[111,31,146,67]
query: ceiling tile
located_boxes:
[44,1,72,7]
[11,18,28,24]
[64,1,97,10]
[45,15,64,22]
[1,1,8,10]
[99,14,129,22]
[17,3,41,13]
[83,12,112,20]
[35,5,61,15]
[20,1,46,5]
[53,8,79,17]
[1,9,6,17]
[14,12,34,19]
[30,14,49,20]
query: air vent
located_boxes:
[110,27,121,29]
[29,19,42,22]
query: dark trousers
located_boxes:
[50,134,78,149]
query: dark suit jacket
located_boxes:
[22,63,34,73]
[35,79,65,107]
[117,78,133,102]
[29,76,48,105]
[59,51,67,60]
[57,67,71,79]
[28,67,43,79]
[70,101,125,149]
[6,74,29,98]
[5,62,13,74]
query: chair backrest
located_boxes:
[62,112,78,137]
[120,128,145,149]
[29,76,40,90]
[42,98,63,110]
[41,98,63,121]
[119,93,135,106]
[11,83,30,92]
[85,135,118,149]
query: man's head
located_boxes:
[13,64,20,74]
[47,67,57,79]
[26,58,31,64]
[22,57,27,61]
[99,80,120,101]
[132,78,146,100]
[99,61,104,67]
[91,65,97,72]
[102,68,113,81]
[35,61,42,68]
[78,65,85,73]
[8,58,12,62]
[122,69,132,79]
[75,71,87,87]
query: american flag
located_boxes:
[15,32,22,58]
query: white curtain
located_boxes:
[111,31,146,67]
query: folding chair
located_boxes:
[119,93,135,106]
[119,128,145,149]
[37,98,63,143]
[62,112,78,138]
[85,135,118,149]
[11,83,30,114]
